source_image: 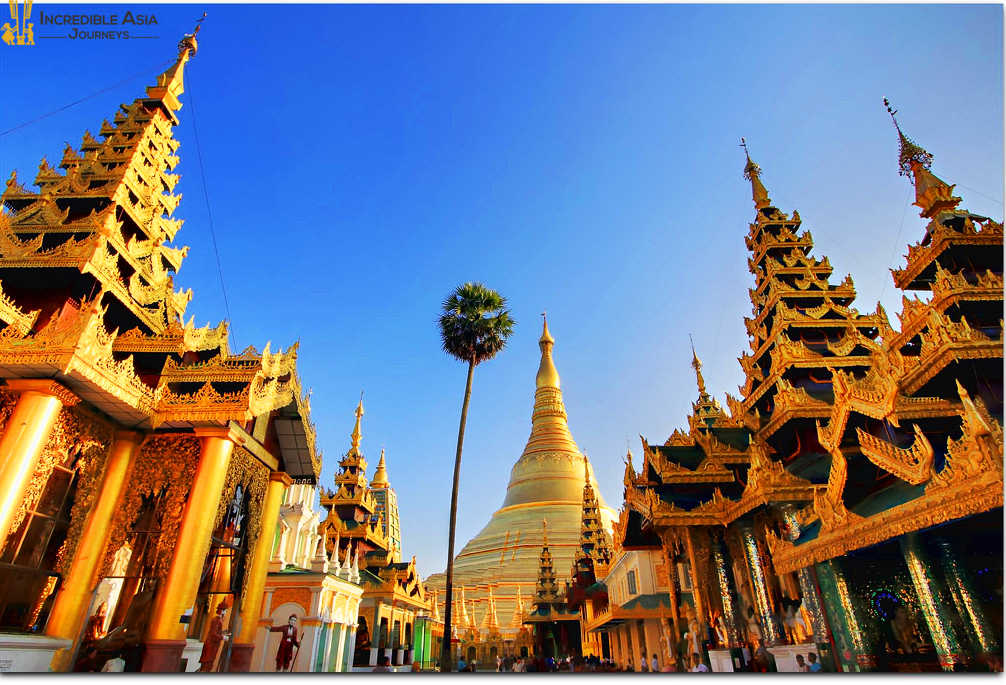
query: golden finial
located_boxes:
[740,138,771,209]
[349,393,364,452]
[535,312,560,389]
[884,97,933,179]
[542,518,548,546]
[176,12,205,58]
[689,334,706,394]
[583,454,590,484]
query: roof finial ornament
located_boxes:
[536,309,558,388]
[884,97,933,179]
[689,334,707,394]
[177,12,206,58]
[350,393,364,453]
[740,138,771,209]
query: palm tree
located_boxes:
[437,282,515,671]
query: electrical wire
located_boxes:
[879,190,914,306]
[186,66,237,350]
[0,60,173,137]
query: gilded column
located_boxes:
[935,539,998,657]
[711,530,742,648]
[229,471,293,671]
[739,523,781,645]
[900,532,962,671]
[46,430,144,671]
[0,380,79,551]
[141,427,236,672]
[814,559,867,672]
[779,506,829,643]
[661,533,682,639]
[684,527,708,633]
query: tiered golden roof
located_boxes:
[0,25,318,476]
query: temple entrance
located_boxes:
[377,617,389,663]
[187,485,250,671]
[466,646,477,663]
[0,445,83,636]
[353,617,371,666]
[76,488,168,672]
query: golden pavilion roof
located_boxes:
[0,25,320,479]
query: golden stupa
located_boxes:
[426,317,616,634]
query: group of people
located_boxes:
[795,654,823,673]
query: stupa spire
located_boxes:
[689,334,706,395]
[510,585,525,627]
[145,14,205,116]
[350,392,364,454]
[536,312,560,389]
[741,138,772,210]
[883,98,961,218]
[371,448,389,487]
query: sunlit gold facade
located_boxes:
[426,318,617,653]
[0,28,327,673]
[615,119,1002,672]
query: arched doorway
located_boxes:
[466,646,477,663]
[354,616,371,666]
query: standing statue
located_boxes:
[266,614,301,672]
[198,596,231,672]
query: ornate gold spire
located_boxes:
[350,392,364,454]
[145,14,205,115]
[371,448,389,487]
[689,334,706,395]
[511,317,580,475]
[884,98,961,218]
[884,97,934,178]
[574,454,613,575]
[510,585,525,628]
[741,137,772,210]
[535,312,560,390]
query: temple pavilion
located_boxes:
[424,317,616,662]
[616,111,1002,672]
[317,398,440,669]
[0,27,326,672]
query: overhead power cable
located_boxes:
[186,67,237,350]
[0,60,173,137]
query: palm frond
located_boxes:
[438,282,515,365]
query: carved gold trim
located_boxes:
[856,424,933,485]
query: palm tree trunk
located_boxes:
[440,357,475,672]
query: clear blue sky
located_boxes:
[1,3,1002,580]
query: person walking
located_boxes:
[651,654,659,672]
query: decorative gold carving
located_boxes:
[856,424,933,485]
[212,446,270,606]
[812,447,861,535]
[270,587,314,613]
[893,216,1003,289]
[101,435,201,579]
[5,405,113,573]
[0,281,41,336]
[56,408,115,576]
